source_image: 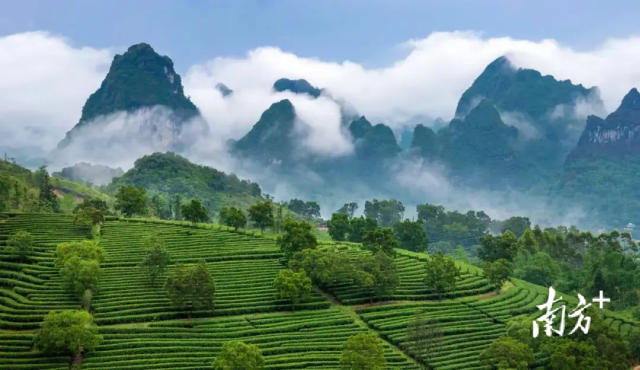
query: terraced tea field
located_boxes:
[0,213,637,370]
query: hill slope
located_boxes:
[106,152,263,215]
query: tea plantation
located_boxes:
[0,213,636,369]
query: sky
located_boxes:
[2,0,640,70]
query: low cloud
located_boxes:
[2,30,640,228]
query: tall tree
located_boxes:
[337,202,359,219]
[353,251,400,302]
[328,212,352,241]
[362,227,398,257]
[365,199,405,227]
[478,230,519,263]
[181,199,210,225]
[248,201,274,232]
[484,258,512,293]
[139,234,171,285]
[164,261,215,317]
[114,185,149,217]
[277,218,317,261]
[219,206,247,230]
[36,165,60,213]
[212,340,265,370]
[173,194,183,220]
[339,333,387,370]
[273,269,312,311]
[348,216,378,243]
[393,219,429,252]
[34,310,102,356]
[423,250,460,300]
[54,240,105,301]
[501,216,531,238]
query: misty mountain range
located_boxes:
[11,43,640,230]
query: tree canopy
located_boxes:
[339,333,387,370]
[212,340,265,370]
[34,310,102,355]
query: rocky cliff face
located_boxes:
[58,43,201,149]
[567,88,640,162]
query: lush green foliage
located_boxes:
[248,201,275,231]
[277,218,317,261]
[212,340,265,370]
[273,269,312,310]
[180,198,209,225]
[339,333,387,370]
[328,212,352,241]
[362,227,398,257]
[164,261,216,314]
[107,152,262,216]
[393,219,428,252]
[424,250,460,300]
[219,206,247,230]
[484,258,513,292]
[139,234,171,285]
[34,310,102,355]
[479,337,534,370]
[114,185,149,217]
[5,230,34,260]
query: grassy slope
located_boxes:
[0,214,636,370]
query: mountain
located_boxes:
[58,43,200,149]
[352,118,401,163]
[410,124,438,159]
[566,88,640,162]
[107,152,263,214]
[455,56,603,121]
[439,100,518,181]
[273,78,323,98]
[52,162,124,186]
[555,88,640,228]
[231,99,296,166]
[215,83,233,97]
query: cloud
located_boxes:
[0,31,112,150]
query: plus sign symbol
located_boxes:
[592,291,610,309]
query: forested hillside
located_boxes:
[106,152,263,217]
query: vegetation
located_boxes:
[164,261,216,316]
[219,206,247,230]
[180,198,209,225]
[34,310,102,355]
[248,200,274,231]
[139,233,171,285]
[212,340,265,370]
[423,250,460,300]
[339,333,387,370]
[277,218,317,261]
[273,269,312,311]
[5,230,34,260]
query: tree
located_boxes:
[54,240,106,268]
[518,228,539,254]
[181,199,209,225]
[0,175,10,211]
[5,231,34,260]
[73,206,105,228]
[393,219,428,252]
[479,337,534,370]
[114,185,149,217]
[36,165,60,213]
[337,202,358,219]
[34,310,102,355]
[348,216,378,243]
[212,340,265,370]
[277,218,317,261]
[140,234,171,285]
[328,212,352,241]
[484,258,512,293]
[353,251,400,302]
[513,251,559,287]
[54,240,105,301]
[501,216,531,238]
[289,248,352,287]
[73,198,109,215]
[364,199,405,227]
[219,206,247,230]
[173,194,183,220]
[273,269,312,311]
[339,333,386,370]
[406,310,443,369]
[248,201,274,232]
[164,261,215,317]
[478,230,519,263]
[423,250,460,300]
[362,227,398,257]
